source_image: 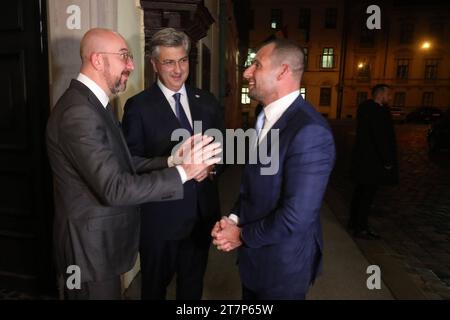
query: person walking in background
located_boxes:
[349,84,398,240]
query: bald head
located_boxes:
[78,28,134,97]
[80,28,127,63]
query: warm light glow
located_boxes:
[358,62,364,69]
[421,41,431,49]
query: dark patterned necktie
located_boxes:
[106,103,121,127]
[173,93,193,135]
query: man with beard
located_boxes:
[211,39,335,299]
[46,28,221,299]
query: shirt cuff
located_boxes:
[167,155,174,168]
[175,165,187,184]
[228,214,239,225]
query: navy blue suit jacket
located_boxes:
[235,96,335,295]
[122,83,224,240]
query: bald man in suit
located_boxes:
[46,28,221,299]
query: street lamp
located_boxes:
[421,41,431,50]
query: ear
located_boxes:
[277,64,289,81]
[150,58,158,73]
[90,52,103,71]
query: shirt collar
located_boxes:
[263,90,300,122]
[157,79,187,101]
[77,73,109,108]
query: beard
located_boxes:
[248,82,271,104]
[248,88,263,103]
[103,59,130,95]
[106,70,129,95]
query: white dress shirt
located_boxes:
[157,79,193,127]
[258,90,300,143]
[229,90,301,224]
[77,73,109,108]
[157,79,193,183]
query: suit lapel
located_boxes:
[150,84,186,134]
[186,86,203,128]
[72,80,136,173]
[258,96,303,149]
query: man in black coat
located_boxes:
[349,84,398,240]
[122,28,224,300]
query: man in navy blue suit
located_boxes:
[212,39,335,300]
[122,28,224,300]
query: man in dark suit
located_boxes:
[122,28,224,300]
[349,84,398,240]
[212,39,336,300]
[46,28,221,300]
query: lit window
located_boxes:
[245,49,256,67]
[241,87,250,104]
[271,9,282,30]
[321,48,334,69]
[300,87,306,99]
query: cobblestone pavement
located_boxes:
[329,121,450,299]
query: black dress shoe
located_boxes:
[353,229,381,240]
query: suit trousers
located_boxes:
[349,184,378,231]
[140,219,211,300]
[61,275,122,300]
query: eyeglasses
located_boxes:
[97,51,134,62]
[155,57,189,69]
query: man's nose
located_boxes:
[243,65,253,79]
[173,61,182,73]
[127,58,135,71]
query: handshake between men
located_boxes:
[176,135,241,252]
[173,134,222,182]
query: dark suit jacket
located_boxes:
[234,96,335,294]
[122,83,224,240]
[46,80,183,283]
[351,99,399,185]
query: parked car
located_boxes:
[427,109,450,153]
[406,106,444,123]
[390,106,406,123]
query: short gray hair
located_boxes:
[150,28,191,58]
